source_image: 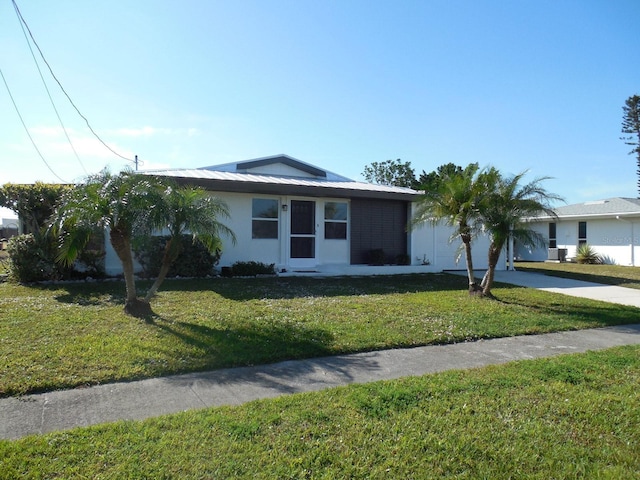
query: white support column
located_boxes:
[508,231,515,271]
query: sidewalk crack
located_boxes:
[188,386,208,407]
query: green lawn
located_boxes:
[1,346,638,478]
[1,273,638,397]
[515,261,640,289]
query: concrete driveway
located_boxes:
[489,270,640,308]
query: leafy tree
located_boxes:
[621,94,640,197]
[411,163,485,293]
[362,159,417,188]
[0,183,71,235]
[417,163,473,192]
[478,168,562,297]
[136,184,236,302]
[53,170,166,316]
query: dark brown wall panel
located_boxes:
[350,199,408,264]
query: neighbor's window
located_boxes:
[578,221,587,246]
[324,202,347,239]
[252,198,279,239]
[549,222,557,249]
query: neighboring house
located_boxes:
[517,197,640,266]
[101,154,503,275]
[1,217,19,251]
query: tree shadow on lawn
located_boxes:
[143,314,337,372]
[492,282,640,329]
[31,281,127,306]
[515,265,640,289]
[45,273,469,305]
[152,273,469,301]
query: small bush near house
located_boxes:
[6,234,63,282]
[6,232,105,283]
[576,244,604,265]
[231,260,276,276]
[134,234,221,278]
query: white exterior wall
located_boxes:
[515,222,548,261]
[104,192,507,275]
[408,213,504,271]
[214,192,283,267]
[517,218,640,266]
[211,192,352,271]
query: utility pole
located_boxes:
[135,155,139,171]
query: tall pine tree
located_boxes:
[621,95,640,197]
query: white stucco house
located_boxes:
[103,154,503,276]
[516,197,640,266]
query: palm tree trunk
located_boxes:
[110,226,153,317]
[461,234,481,295]
[109,227,137,304]
[144,237,180,302]
[144,261,171,302]
[482,245,502,297]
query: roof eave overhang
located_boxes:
[525,212,640,222]
[168,176,420,201]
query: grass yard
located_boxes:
[1,273,638,397]
[515,261,640,290]
[1,345,638,478]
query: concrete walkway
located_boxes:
[2,271,640,440]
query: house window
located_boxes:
[578,221,587,246]
[252,198,279,239]
[324,202,347,239]
[549,222,557,249]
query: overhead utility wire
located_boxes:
[0,67,68,183]
[11,0,136,164]
[12,0,87,175]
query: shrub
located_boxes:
[230,261,276,277]
[6,234,61,282]
[134,235,221,278]
[576,244,603,264]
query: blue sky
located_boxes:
[1,0,639,219]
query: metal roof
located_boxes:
[530,197,640,220]
[141,167,421,201]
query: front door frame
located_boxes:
[287,198,318,269]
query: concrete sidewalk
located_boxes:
[2,324,639,440]
[3,270,640,441]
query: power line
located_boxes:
[0,67,68,183]
[11,0,136,165]
[12,0,87,175]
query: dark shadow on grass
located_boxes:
[42,274,469,304]
[145,314,336,373]
[515,265,640,290]
[153,273,468,301]
[490,282,640,329]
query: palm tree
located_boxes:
[411,163,485,294]
[478,168,562,297]
[139,184,236,302]
[54,170,165,315]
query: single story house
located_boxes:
[516,197,640,266]
[103,155,503,276]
